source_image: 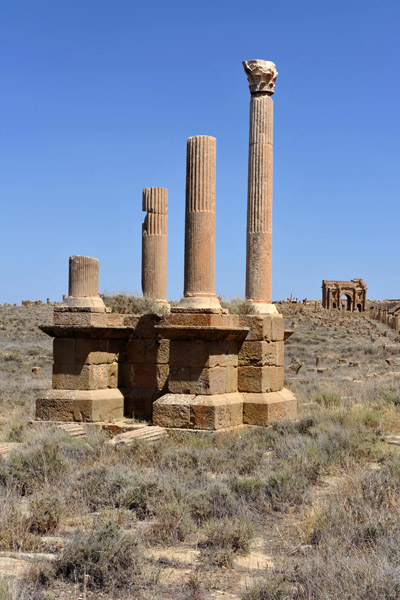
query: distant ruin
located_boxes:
[369,300,400,333]
[322,279,367,312]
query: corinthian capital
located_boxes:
[242,59,278,95]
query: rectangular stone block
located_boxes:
[54,339,122,366]
[238,366,284,393]
[126,339,169,364]
[238,314,284,342]
[75,339,121,365]
[271,315,285,341]
[164,313,239,328]
[168,366,227,395]
[242,388,297,426]
[52,364,113,390]
[54,339,76,365]
[123,363,169,390]
[238,341,283,367]
[152,394,194,428]
[225,366,238,393]
[53,312,108,326]
[191,393,243,430]
[123,314,160,338]
[169,340,236,369]
[36,389,124,422]
[152,392,243,430]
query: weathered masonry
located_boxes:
[322,279,367,312]
[369,300,400,333]
[36,60,297,430]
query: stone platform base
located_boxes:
[152,389,296,430]
[35,389,124,422]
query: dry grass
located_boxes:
[1,303,400,599]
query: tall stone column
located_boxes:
[243,59,278,314]
[65,255,106,311]
[142,187,168,304]
[178,135,221,310]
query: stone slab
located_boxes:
[238,366,284,393]
[152,392,243,430]
[35,389,124,422]
[239,314,284,342]
[52,363,118,390]
[168,366,228,395]
[242,388,297,426]
[238,340,284,367]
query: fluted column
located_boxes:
[65,255,106,311]
[243,59,278,314]
[179,135,221,310]
[142,187,168,304]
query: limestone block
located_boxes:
[123,314,160,338]
[168,366,227,395]
[191,393,243,429]
[105,314,124,327]
[238,340,283,366]
[239,314,284,342]
[242,388,297,426]
[271,316,284,341]
[123,363,169,390]
[225,366,238,393]
[52,364,115,390]
[152,394,194,428]
[54,339,76,365]
[238,366,284,393]
[169,340,237,369]
[126,339,169,364]
[54,339,122,366]
[53,312,108,327]
[36,389,124,422]
[165,312,239,328]
[152,392,243,430]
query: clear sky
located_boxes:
[1,0,399,304]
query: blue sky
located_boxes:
[1,0,399,304]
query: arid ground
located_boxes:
[1,302,400,599]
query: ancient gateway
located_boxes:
[36,60,297,430]
[322,279,367,312]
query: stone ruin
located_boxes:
[369,300,400,333]
[322,279,367,312]
[35,59,297,430]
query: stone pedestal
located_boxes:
[243,60,278,314]
[64,255,106,312]
[152,311,297,430]
[142,188,168,305]
[179,136,221,310]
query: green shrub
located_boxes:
[29,494,63,534]
[0,433,69,494]
[200,516,256,567]
[56,520,144,590]
[149,501,195,544]
[190,481,236,523]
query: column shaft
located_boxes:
[179,136,221,310]
[142,187,168,303]
[246,94,273,304]
[66,255,105,311]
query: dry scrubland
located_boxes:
[1,301,400,599]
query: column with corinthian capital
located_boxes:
[243,59,278,314]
